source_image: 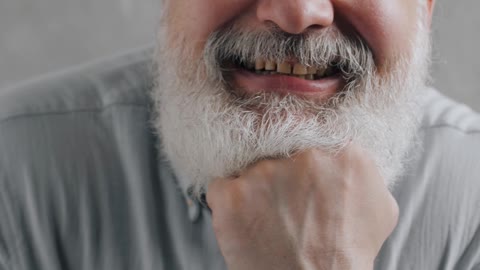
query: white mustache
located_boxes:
[203,23,374,83]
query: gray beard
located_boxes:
[152,20,431,199]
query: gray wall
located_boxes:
[431,1,480,110]
[0,0,159,87]
[0,0,479,111]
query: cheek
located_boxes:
[337,0,419,68]
[166,0,422,68]
[167,0,253,55]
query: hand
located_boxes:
[206,145,399,270]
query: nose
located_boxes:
[256,0,334,34]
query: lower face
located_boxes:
[164,0,424,101]
[154,0,431,197]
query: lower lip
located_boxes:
[231,68,344,99]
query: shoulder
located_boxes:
[0,45,158,182]
[413,88,480,204]
[0,45,156,173]
[0,46,162,269]
[0,45,157,183]
[0,45,154,126]
[386,88,480,268]
[0,44,158,217]
[417,88,480,185]
[378,89,480,269]
[0,44,158,194]
[416,88,480,205]
[417,88,480,182]
[420,87,480,134]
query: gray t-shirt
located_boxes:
[1,47,479,270]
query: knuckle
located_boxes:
[257,159,276,174]
[337,174,356,194]
[249,159,278,181]
[224,180,247,209]
[338,144,370,167]
[296,148,326,166]
[207,179,246,212]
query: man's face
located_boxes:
[154,0,433,197]
[164,0,432,78]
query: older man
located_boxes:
[1,0,480,269]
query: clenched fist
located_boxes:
[206,145,399,270]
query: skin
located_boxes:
[165,0,434,69]
[164,0,435,269]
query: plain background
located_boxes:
[0,0,479,111]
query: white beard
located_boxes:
[152,15,431,199]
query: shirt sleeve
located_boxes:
[454,225,480,269]
[0,170,21,270]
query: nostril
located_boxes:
[306,24,324,32]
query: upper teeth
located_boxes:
[265,60,276,71]
[253,59,333,79]
[293,63,308,75]
[277,62,292,74]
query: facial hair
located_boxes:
[152,13,431,200]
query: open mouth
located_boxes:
[221,56,346,98]
[226,58,342,81]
